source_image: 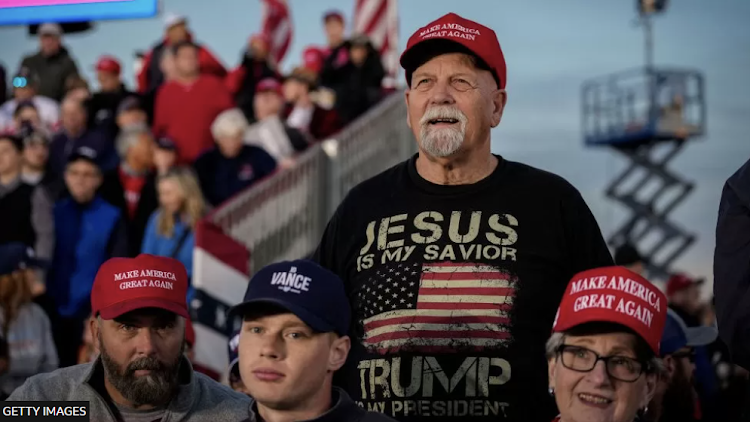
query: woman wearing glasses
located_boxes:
[546,266,668,422]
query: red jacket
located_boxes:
[137,33,227,94]
[152,75,234,163]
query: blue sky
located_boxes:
[1,0,748,294]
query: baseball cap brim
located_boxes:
[685,326,717,347]
[228,299,338,335]
[98,298,189,320]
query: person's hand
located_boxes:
[278,157,296,169]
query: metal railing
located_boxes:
[204,91,415,275]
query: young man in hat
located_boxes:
[311,12,613,422]
[229,259,396,422]
[89,55,137,140]
[48,147,129,367]
[647,309,717,422]
[9,254,251,421]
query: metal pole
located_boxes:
[644,13,654,71]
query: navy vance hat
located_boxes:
[156,136,177,151]
[660,308,718,356]
[67,146,100,168]
[228,260,351,336]
[0,243,47,276]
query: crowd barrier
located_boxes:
[191,92,417,378]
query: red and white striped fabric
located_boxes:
[352,0,399,88]
[260,0,293,66]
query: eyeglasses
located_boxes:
[557,345,646,383]
[670,349,696,363]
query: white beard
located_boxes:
[420,125,465,157]
[418,106,468,158]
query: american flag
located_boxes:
[357,261,516,354]
[352,0,400,88]
[260,0,293,66]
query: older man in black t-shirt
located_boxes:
[311,12,614,422]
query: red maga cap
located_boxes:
[91,254,189,320]
[666,273,704,297]
[95,56,121,75]
[400,13,507,89]
[552,266,668,354]
[256,77,282,96]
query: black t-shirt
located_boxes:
[312,154,613,422]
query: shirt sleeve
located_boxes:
[561,187,614,275]
[310,199,346,277]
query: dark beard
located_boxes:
[99,335,182,408]
[660,360,697,422]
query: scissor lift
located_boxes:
[582,67,706,280]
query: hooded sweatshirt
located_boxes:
[8,355,251,422]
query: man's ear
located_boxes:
[490,89,507,128]
[404,90,412,129]
[663,355,676,379]
[328,335,351,372]
[90,316,100,348]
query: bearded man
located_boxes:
[8,254,250,422]
[311,12,613,422]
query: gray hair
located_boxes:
[211,108,249,140]
[545,332,665,376]
[116,126,151,158]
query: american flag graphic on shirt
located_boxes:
[356,261,517,354]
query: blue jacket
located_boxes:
[50,196,125,318]
[141,210,195,300]
[194,145,277,206]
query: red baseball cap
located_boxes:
[256,78,282,96]
[552,266,668,354]
[666,273,704,297]
[91,254,189,320]
[95,56,121,75]
[400,13,507,89]
[323,10,344,23]
[303,47,325,73]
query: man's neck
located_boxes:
[122,159,148,175]
[256,388,332,422]
[66,127,85,139]
[415,147,498,186]
[22,164,43,178]
[177,74,199,85]
[0,171,20,186]
[295,95,313,108]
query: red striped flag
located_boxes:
[358,262,516,354]
[353,0,399,88]
[260,0,293,66]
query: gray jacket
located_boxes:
[8,356,251,422]
[243,387,396,422]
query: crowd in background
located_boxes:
[0,9,387,398]
[613,243,748,421]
